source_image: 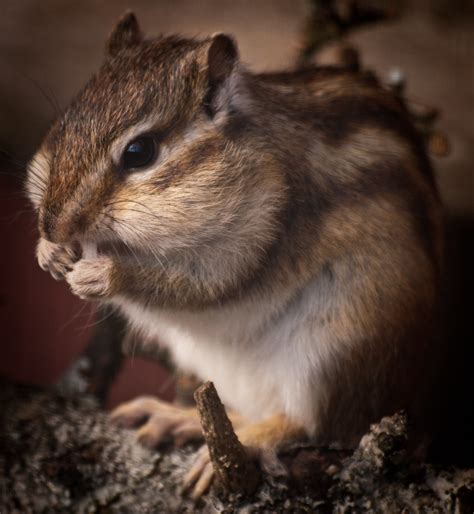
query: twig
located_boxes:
[298,0,398,67]
[57,305,126,405]
[194,381,261,496]
[387,69,451,157]
[121,330,174,372]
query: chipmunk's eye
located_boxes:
[122,136,157,170]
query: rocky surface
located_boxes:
[1,383,473,513]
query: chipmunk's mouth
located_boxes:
[80,239,158,263]
[96,240,135,259]
[77,239,130,259]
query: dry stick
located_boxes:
[57,305,126,405]
[194,381,261,496]
[297,0,398,67]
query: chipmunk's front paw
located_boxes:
[37,238,80,280]
[110,396,203,448]
[66,257,115,300]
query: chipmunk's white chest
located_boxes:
[114,276,335,431]
[114,296,285,420]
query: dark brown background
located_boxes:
[0,0,472,410]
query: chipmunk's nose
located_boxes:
[41,212,68,243]
[41,207,89,244]
[41,211,55,241]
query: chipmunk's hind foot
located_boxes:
[110,395,203,448]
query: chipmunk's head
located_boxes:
[27,12,284,264]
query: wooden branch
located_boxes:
[3,381,472,512]
[194,381,261,496]
[121,330,175,372]
[123,332,201,407]
[386,69,451,157]
[57,305,126,405]
[297,0,398,66]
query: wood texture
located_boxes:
[194,381,261,495]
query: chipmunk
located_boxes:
[27,12,443,497]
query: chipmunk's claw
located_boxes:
[183,445,214,500]
[183,444,263,500]
[183,415,295,500]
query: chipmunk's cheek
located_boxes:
[66,257,115,300]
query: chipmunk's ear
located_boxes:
[207,33,238,87]
[203,34,239,116]
[106,11,142,57]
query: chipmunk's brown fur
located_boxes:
[27,12,443,496]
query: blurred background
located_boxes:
[0,0,472,413]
